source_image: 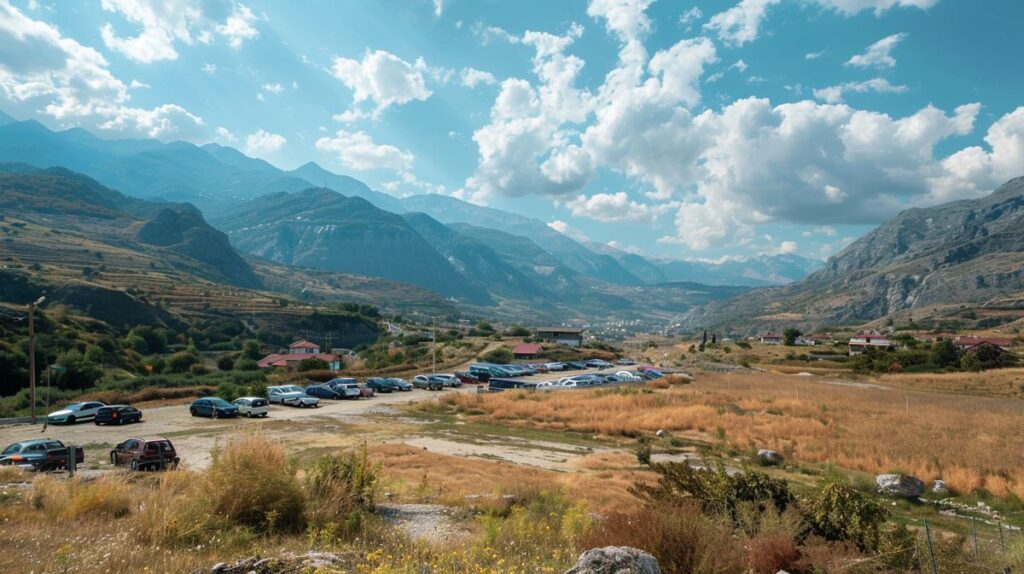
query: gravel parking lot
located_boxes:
[0,387,472,467]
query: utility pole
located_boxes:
[27,296,45,425]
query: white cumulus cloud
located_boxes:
[331,49,432,116]
[0,1,203,138]
[315,129,415,171]
[99,0,260,63]
[846,33,907,68]
[460,67,496,88]
[566,192,675,223]
[813,77,908,103]
[547,220,590,242]
[244,129,285,154]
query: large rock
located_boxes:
[565,547,661,574]
[876,474,926,498]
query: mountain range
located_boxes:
[0,112,823,324]
[680,176,1024,334]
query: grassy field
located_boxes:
[442,371,1024,499]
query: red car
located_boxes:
[110,437,179,471]
[359,385,375,398]
[454,372,481,384]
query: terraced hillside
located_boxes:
[0,168,454,332]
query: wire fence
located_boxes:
[917,517,1023,573]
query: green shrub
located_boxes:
[631,462,794,522]
[217,354,237,371]
[806,482,888,551]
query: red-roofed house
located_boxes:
[953,336,1013,351]
[848,330,895,356]
[257,340,341,370]
[513,343,543,359]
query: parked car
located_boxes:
[326,379,362,399]
[359,385,375,398]
[94,405,142,426]
[453,372,480,385]
[0,439,84,471]
[615,371,643,382]
[544,362,566,371]
[366,377,396,392]
[267,385,320,408]
[638,367,665,378]
[46,401,106,425]
[110,437,179,471]
[433,374,462,388]
[305,383,344,400]
[189,397,239,418]
[585,359,614,369]
[412,375,444,390]
[564,361,586,370]
[387,378,413,391]
[527,364,549,374]
[616,357,636,365]
[232,397,269,417]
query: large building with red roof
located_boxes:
[257,340,341,370]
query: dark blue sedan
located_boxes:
[305,384,344,399]
[188,397,239,418]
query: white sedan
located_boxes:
[46,401,106,424]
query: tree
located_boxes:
[929,339,960,368]
[506,325,531,337]
[297,357,330,372]
[783,328,802,346]
[217,354,237,371]
[241,339,262,360]
[165,351,199,374]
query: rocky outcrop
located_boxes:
[876,474,925,498]
[565,547,661,574]
[679,176,1024,333]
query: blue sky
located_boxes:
[1,0,1023,262]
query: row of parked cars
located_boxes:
[0,437,179,472]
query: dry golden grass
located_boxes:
[369,443,649,515]
[879,368,1024,399]
[445,372,1024,498]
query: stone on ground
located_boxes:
[565,546,661,574]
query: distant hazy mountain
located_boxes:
[399,194,645,286]
[211,188,493,304]
[681,176,1024,333]
[401,213,554,306]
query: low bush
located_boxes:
[581,504,745,574]
[304,446,379,531]
[203,433,306,533]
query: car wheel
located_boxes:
[94,420,101,426]
[129,459,139,471]
[190,408,198,416]
[66,415,76,424]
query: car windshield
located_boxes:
[63,403,85,411]
[1,443,22,455]
[281,386,304,393]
